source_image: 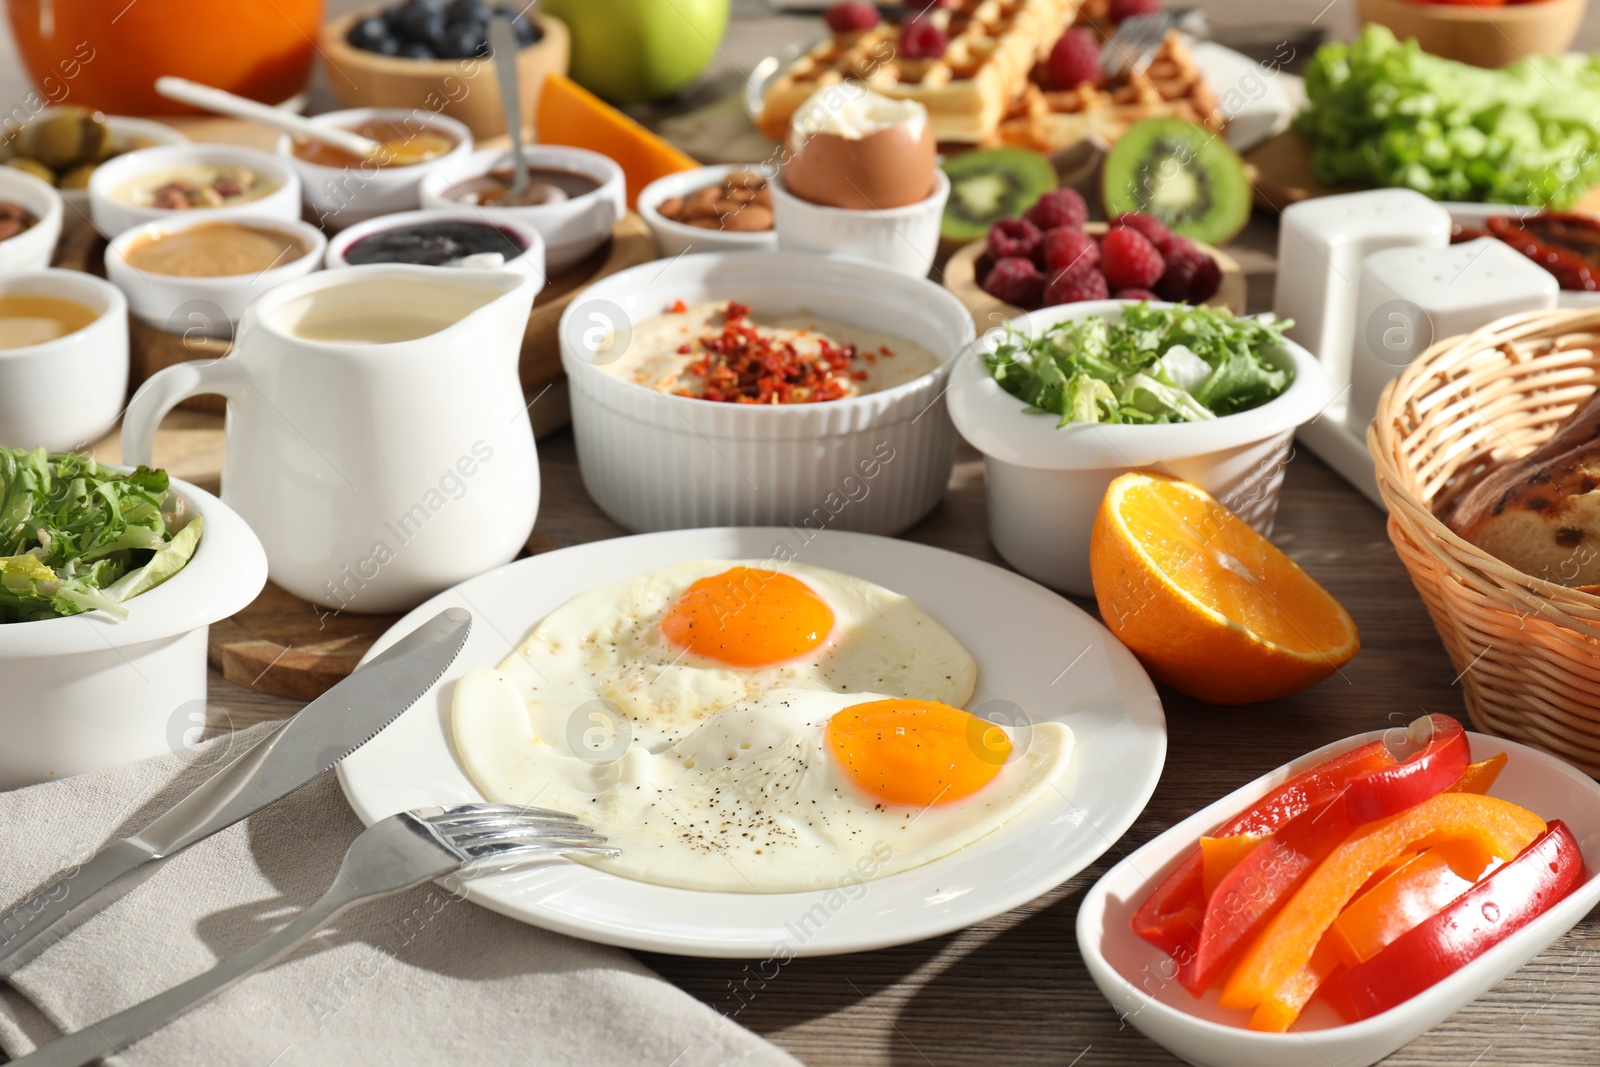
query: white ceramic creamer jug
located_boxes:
[123,264,539,613]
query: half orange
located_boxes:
[1090,472,1359,704]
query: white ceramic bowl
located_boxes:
[0,166,64,271]
[88,144,302,239]
[771,169,949,278]
[325,208,547,287]
[0,469,267,789]
[0,269,128,452]
[420,145,625,273]
[637,163,778,258]
[105,215,326,338]
[278,107,473,231]
[1078,728,1600,1067]
[560,251,976,535]
[946,300,1331,597]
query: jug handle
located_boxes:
[122,360,251,467]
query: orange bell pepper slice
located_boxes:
[1217,792,1546,1031]
[1200,834,1261,899]
[1451,752,1507,795]
[1325,838,1502,967]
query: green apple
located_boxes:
[543,0,730,105]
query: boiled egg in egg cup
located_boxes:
[770,87,950,277]
[453,560,978,759]
[454,685,1074,893]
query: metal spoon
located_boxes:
[488,14,532,200]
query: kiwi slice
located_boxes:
[1102,119,1251,246]
[940,148,1057,243]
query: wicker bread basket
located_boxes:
[1370,307,1600,778]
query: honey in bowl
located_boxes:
[292,119,456,169]
[443,167,600,208]
[123,221,309,277]
[0,295,99,349]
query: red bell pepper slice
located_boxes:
[1325,838,1502,966]
[1344,714,1469,823]
[1321,820,1586,1023]
[1130,740,1393,959]
[1179,795,1359,994]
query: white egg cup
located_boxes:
[419,145,626,274]
[278,107,474,232]
[770,169,949,278]
[88,144,303,240]
[105,214,327,339]
[0,269,128,452]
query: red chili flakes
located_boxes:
[669,299,688,314]
[678,302,858,404]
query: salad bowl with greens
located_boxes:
[0,448,266,788]
[947,301,1331,596]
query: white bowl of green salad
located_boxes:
[0,448,267,789]
[947,301,1331,598]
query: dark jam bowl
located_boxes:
[326,209,546,282]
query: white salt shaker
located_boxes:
[1275,190,1452,392]
[1346,238,1557,437]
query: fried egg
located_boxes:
[465,560,977,755]
[452,685,1075,892]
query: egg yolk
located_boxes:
[826,699,1011,807]
[659,567,834,667]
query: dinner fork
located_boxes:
[12,804,615,1067]
[1100,8,1206,81]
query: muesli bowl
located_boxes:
[946,300,1332,597]
[0,467,267,789]
[558,250,975,535]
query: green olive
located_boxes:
[4,157,56,184]
[58,162,97,189]
[19,107,109,170]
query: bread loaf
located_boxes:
[1450,389,1600,587]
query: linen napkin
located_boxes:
[0,726,798,1067]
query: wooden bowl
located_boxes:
[317,9,570,139]
[1356,0,1587,68]
[943,224,1248,325]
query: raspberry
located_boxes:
[899,20,948,58]
[1024,188,1088,232]
[824,2,880,32]
[1156,248,1222,303]
[1039,226,1100,274]
[1110,212,1174,254]
[1186,254,1223,302]
[987,217,1042,262]
[1109,0,1163,21]
[904,0,951,8]
[1100,226,1165,290]
[1046,29,1102,90]
[1113,288,1159,301]
[982,256,1045,307]
[1043,266,1109,306]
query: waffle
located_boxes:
[991,29,1224,153]
[757,0,1081,144]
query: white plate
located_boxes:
[1078,729,1600,1067]
[338,528,1167,958]
[743,38,1294,154]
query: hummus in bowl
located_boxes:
[604,300,941,404]
[560,250,975,535]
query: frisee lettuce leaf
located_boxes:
[983,303,1293,427]
[0,447,201,623]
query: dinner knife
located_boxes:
[0,607,471,976]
